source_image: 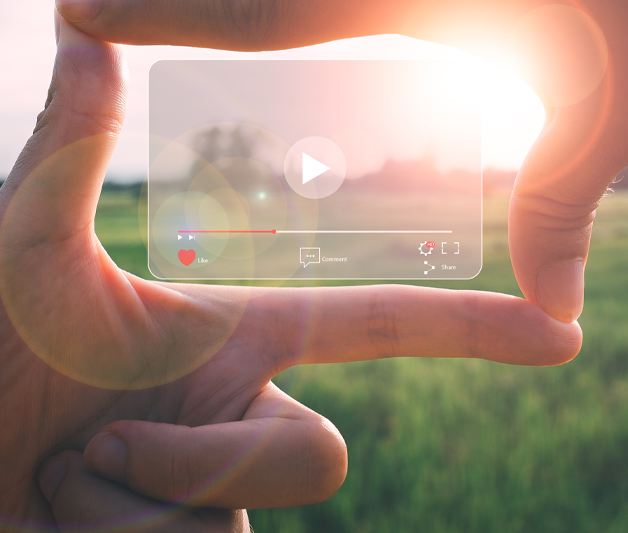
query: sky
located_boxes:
[0,1,545,182]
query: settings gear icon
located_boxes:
[419,241,433,256]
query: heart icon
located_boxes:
[178,249,196,266]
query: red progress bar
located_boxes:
[178,230,276,234]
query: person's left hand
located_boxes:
[0,11,581,533]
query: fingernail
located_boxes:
[39,455,67,502]
[88,431,128,480]
[55,0,104,23]
[536,260,584,322]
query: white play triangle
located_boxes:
[302,153,330,184]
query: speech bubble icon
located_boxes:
[300,247,320,268]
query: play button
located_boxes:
[284,136,347,200]
[302,153,330,184]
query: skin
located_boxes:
[6,0,625,529]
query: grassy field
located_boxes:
[95,185,628,533]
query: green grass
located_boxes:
[95,185,628,533]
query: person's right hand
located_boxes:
[0,9,582,533]
[55,0,628,323]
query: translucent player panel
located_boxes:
[148,60,482,280]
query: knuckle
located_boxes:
[73,491,99,527]
[168,448,194,502]
[220,0,283,46]
[367,288,401,358]
[33,84,56,134]
[458,295,484,361]
[49,452,89,515]
[512,192,598,231]
[32,81,124,141]
[165,436,204,503]
[46,41,125,137]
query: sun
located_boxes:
[436,59,546,170]
[299,34,547,172]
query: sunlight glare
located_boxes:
[435,57,546,169]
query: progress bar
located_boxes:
[178,230,453,234]
[178,230,276,234]
[276,230,452,234]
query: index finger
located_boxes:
[54,0,399,50]
[54,0,529,52]
[215,284,582,373]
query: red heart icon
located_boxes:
[178,249,196,266]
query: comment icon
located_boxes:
[300,247,320,268]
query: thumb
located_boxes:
[509,87,627,322]
[0,11,126,241]
[0,13,130,385]
[506,4,628,323]
[83,386,348,509]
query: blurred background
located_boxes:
[3,2,628,532]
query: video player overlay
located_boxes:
[149,60,482,280]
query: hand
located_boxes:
[0,16,343,531]
[55,0,628,323]
[0,9,581,533]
